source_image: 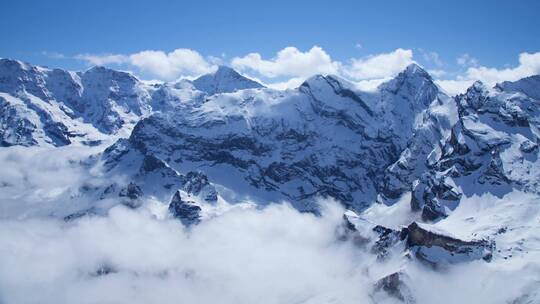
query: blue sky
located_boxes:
[1,0,540,94]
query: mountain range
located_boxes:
[1,57,540,303]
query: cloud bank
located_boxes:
[1,196,538,304]
[0,202,376,304]
[72,47,540,95]
[0,139,539,304]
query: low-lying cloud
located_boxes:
[0,147,539,303]
[1,198,538,304]
[0,203,376,304]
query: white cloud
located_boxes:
[265,77,306,90]
[428,69,447,77]
[0,200,378,304]
[438,51,540,95]
[129,49,215,80]
[75,49,216,81]
[435,79,475,96]
[73,46,540,98]
[342,48,415,80]
[0,191,537,303]
[74,46,415,87]
[231,46,340,78]
[463,51,540,85]
[42,51,66,59]
[353,78,391,92]
[231,47,417,89]
[355,43,363,49]
[419,49,444,67]
[75,53,129,66]
[233,47,419,90]
[457,53,479,67]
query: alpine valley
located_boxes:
[1,57,540,304]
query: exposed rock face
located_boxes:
[405,222,494,265]
[118,182,144,208]
[118,182,143,200]
[168,191,202,226]
[95,139,186,204]
[338,211,406,258]
[373,272,415,304]
[183,171,218,202]
[93,139,219,215]
[410,174,461,222]
[341,212,494,265]
[63,207,99,222]
[371,225,407,259]
[377,65,457,203]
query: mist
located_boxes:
[0,146,539,304]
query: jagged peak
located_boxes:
[192,65,264,94]
[196,65,252,81]
[465,80,490,95]
[214,65,238,76]
[472,80,486,89]
[401,63,431,79]
[377,63,436,97]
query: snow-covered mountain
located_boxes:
[1,58,540,303]
[0,59,154,146]
[0,59,265,147]
[412,77,540,221]
[98,64,456,214]
[192,65,265,94]
[3,57,538,219]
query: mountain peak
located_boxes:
[0,58,37,74]
[377,63,435,99]
[464,80,490,96]
[0,58,24,67]
[82,65,139,83]
[214,65,238,76]
[84,65,127,75]
[192,66,264,95]
[496,74,540,100]
[402,63,431,79]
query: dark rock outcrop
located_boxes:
[373,272,415,303]
[168,191,202,227]
[183,171,218,202]
[119,182,143,200]
[405,222,494,265]
[372,225,408,259]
